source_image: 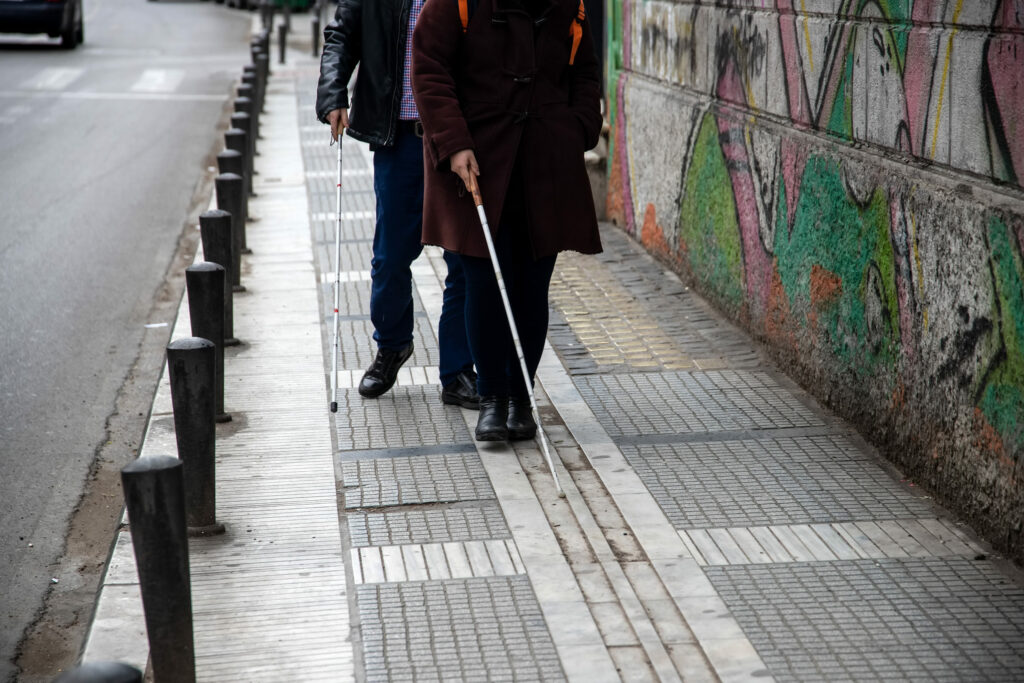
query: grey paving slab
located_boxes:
[341,452,494,509]
[620,435,934,529]
[356,576,565,682]
[348,503,511,547]
[548,226,763,376]
[334,385,472,450]
[706,557,1024,682]
[576,370,823,438]
[331,316,440,372]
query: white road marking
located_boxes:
[130,69,186,93]
[21,68,84,91]
[0,90,224,103]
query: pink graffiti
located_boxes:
[903,0,945,156]
[985,0,1024,183]
[717,55,774,318]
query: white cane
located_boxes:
[329,134,344,413]
[467,175,565,497]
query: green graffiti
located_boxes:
[774,157,900,368]
[678,114,744,309]
[826,34,857,139]
[978,217,1024,452]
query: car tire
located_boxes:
[76,21,83,45]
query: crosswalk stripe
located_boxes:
[130,69,186,93]
[21,68,84,91]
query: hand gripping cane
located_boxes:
[329,135,344,413]
[466,175,564,497]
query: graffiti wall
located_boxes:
[607,0,1024,558]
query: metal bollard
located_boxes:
[216,148,244,178]
[237,84,258,140]
[256,53,270,107]
[215,172,247,289]
[199,209,239,347]
[223,129,251,234]
[53,662,143,683]
[167,337,226,537]
[278,22,286,64]
[312,14,320,58]
[184,264,232,425]
[242,68,262,123]
[229,111,255,197]
[121,455,196,683]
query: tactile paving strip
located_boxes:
[333,317,440,372]
[357,576,565,682]
[547,227,763,375]
[622,436,934,529]
[548,253,695,373]
[706,558,1024,681]
[576,370,823,437]
[341,452,493,509]
[348,504,511,547]
[334,386,471,451]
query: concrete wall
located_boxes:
[605,0,1024,559]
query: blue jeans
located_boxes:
[371,128,472,386]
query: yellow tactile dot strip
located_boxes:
[549,252,697,371]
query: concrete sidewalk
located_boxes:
[81,31,1024,683]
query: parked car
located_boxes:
[0,0,83,48]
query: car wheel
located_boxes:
[60,22,76,49]
[76,20,84,45]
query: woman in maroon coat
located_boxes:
[412,0,603,441]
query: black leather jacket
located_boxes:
[316,0,412,148]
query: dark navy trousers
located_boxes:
[371,128,473,386]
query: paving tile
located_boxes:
[706,558,1024,681]
[620,436,933,529]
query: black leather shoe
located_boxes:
[475,395,509,441]
[507,396,537,441]
[441,370,480,410]
[358,343,414,398]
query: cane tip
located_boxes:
[557,489,566,498]
[330,402,338,413]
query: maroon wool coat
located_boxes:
[411,0,603,259]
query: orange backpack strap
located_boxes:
[568,0,585,65]
[458,0,470,33]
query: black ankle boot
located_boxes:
[475,396,509,441]
[507,396,537,441]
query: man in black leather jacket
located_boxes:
[315,0,479,407]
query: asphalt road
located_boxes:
[0,1,252,677]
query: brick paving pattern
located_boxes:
[348,504,511,547]
[341,453,493,509]
[706,558,1024,681]
[334,386,473,450]
[622,436,935,529]
[357,577,565,682]
[577,370,823,437]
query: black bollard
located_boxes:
[312,14,320,58]
[278,22,287,64]
[216,148,244,178]
[242,68,262,124]
[230,111,255,197]
[53,662,143,683]
[215,172,247,289]
[237,84,258,140]
[199,209,240,347]
[184,264,232,425]
[223,131,251,241]
[167,337,226,537]
[256,54,270,108]
[121,455,196,683]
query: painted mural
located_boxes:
[606,0,1024,549]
